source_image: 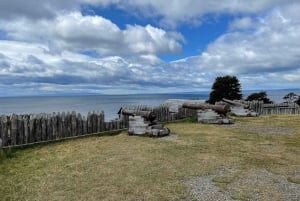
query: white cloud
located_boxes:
[0,40,196,94]
[168,3,300,89]
[124,24,183,55]
[81,0,299,27]
[0,0,79,19]
[229,17,255,30]
[0,12,183,56]
[0,0,297,28]
[53,12,124,54]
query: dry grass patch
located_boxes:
[1,115,300,200]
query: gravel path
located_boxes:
[184,168,300,201]
[185,175,235,201]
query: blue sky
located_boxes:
[0,0,300,96]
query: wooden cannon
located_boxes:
[182,102,234,124]
[120,108,170,137]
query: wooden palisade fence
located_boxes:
[0,106,196,148]
[248,101,300,115]
[0,111,127,148]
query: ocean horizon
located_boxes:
[1,89,299,120]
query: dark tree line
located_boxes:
[208,75,300,105]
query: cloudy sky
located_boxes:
[0,0,300,96]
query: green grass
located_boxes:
[287,177,300,184]
[1,115,300,200]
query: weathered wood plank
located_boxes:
[11,114,18,146]
[35,115,42,142]
[0,115,8,147]
[17,115,24,145]
[41,114,47,141]
[23,115,29,144]
[71,111,77,136]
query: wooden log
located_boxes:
[23,115,29,144]
[35,115,42,142]
[92,112,97,133]
[17,115,24,145]
[60,112,66,138]
[101,112,105,131]
[46,114,53,140]
[10,114,18,146]
[87,112,92,134]
[41,114,47,141]
[83,116,87,135]
[29,115,35,143]
[66,112,72,137]
[97,113,101,133]
[76,113,83,135]
[0,115,8,147]
[53,113,58,139]
[71,111,77,136]
[56,113,62,139]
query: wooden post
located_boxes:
[60,112,66,138]
[77,113,83,136]
[17,115,24,145]
[83,116,87,135]
[92,112,97,133]
[11,114,18,146]
[24,115,29,144]
[87,112,92,134]
[71,111,77,136]
[29,115,35,143]
[66,112,72,137]
[41,114,47,141]
[35,115,42,142]
[0,115,8,147]
[56,113,62,139]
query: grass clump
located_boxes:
[212,175,235,191]
[212,176,234,184]
[231,189,251,201]
[287,177,300,184]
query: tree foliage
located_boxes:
[208,75,242,104]
[245,91,273,103]
[283,92,298,103]
[295,97,300,106]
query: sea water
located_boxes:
[0,93,207,120]
[0,89,299,120]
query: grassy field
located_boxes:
[1,115,300,200]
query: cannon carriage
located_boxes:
[119,108,170,137]
[182,102,234,124]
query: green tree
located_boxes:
[283,92,298,103]
[208,75,242,104]
[245,91,273,103]
[295,97,300,106]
